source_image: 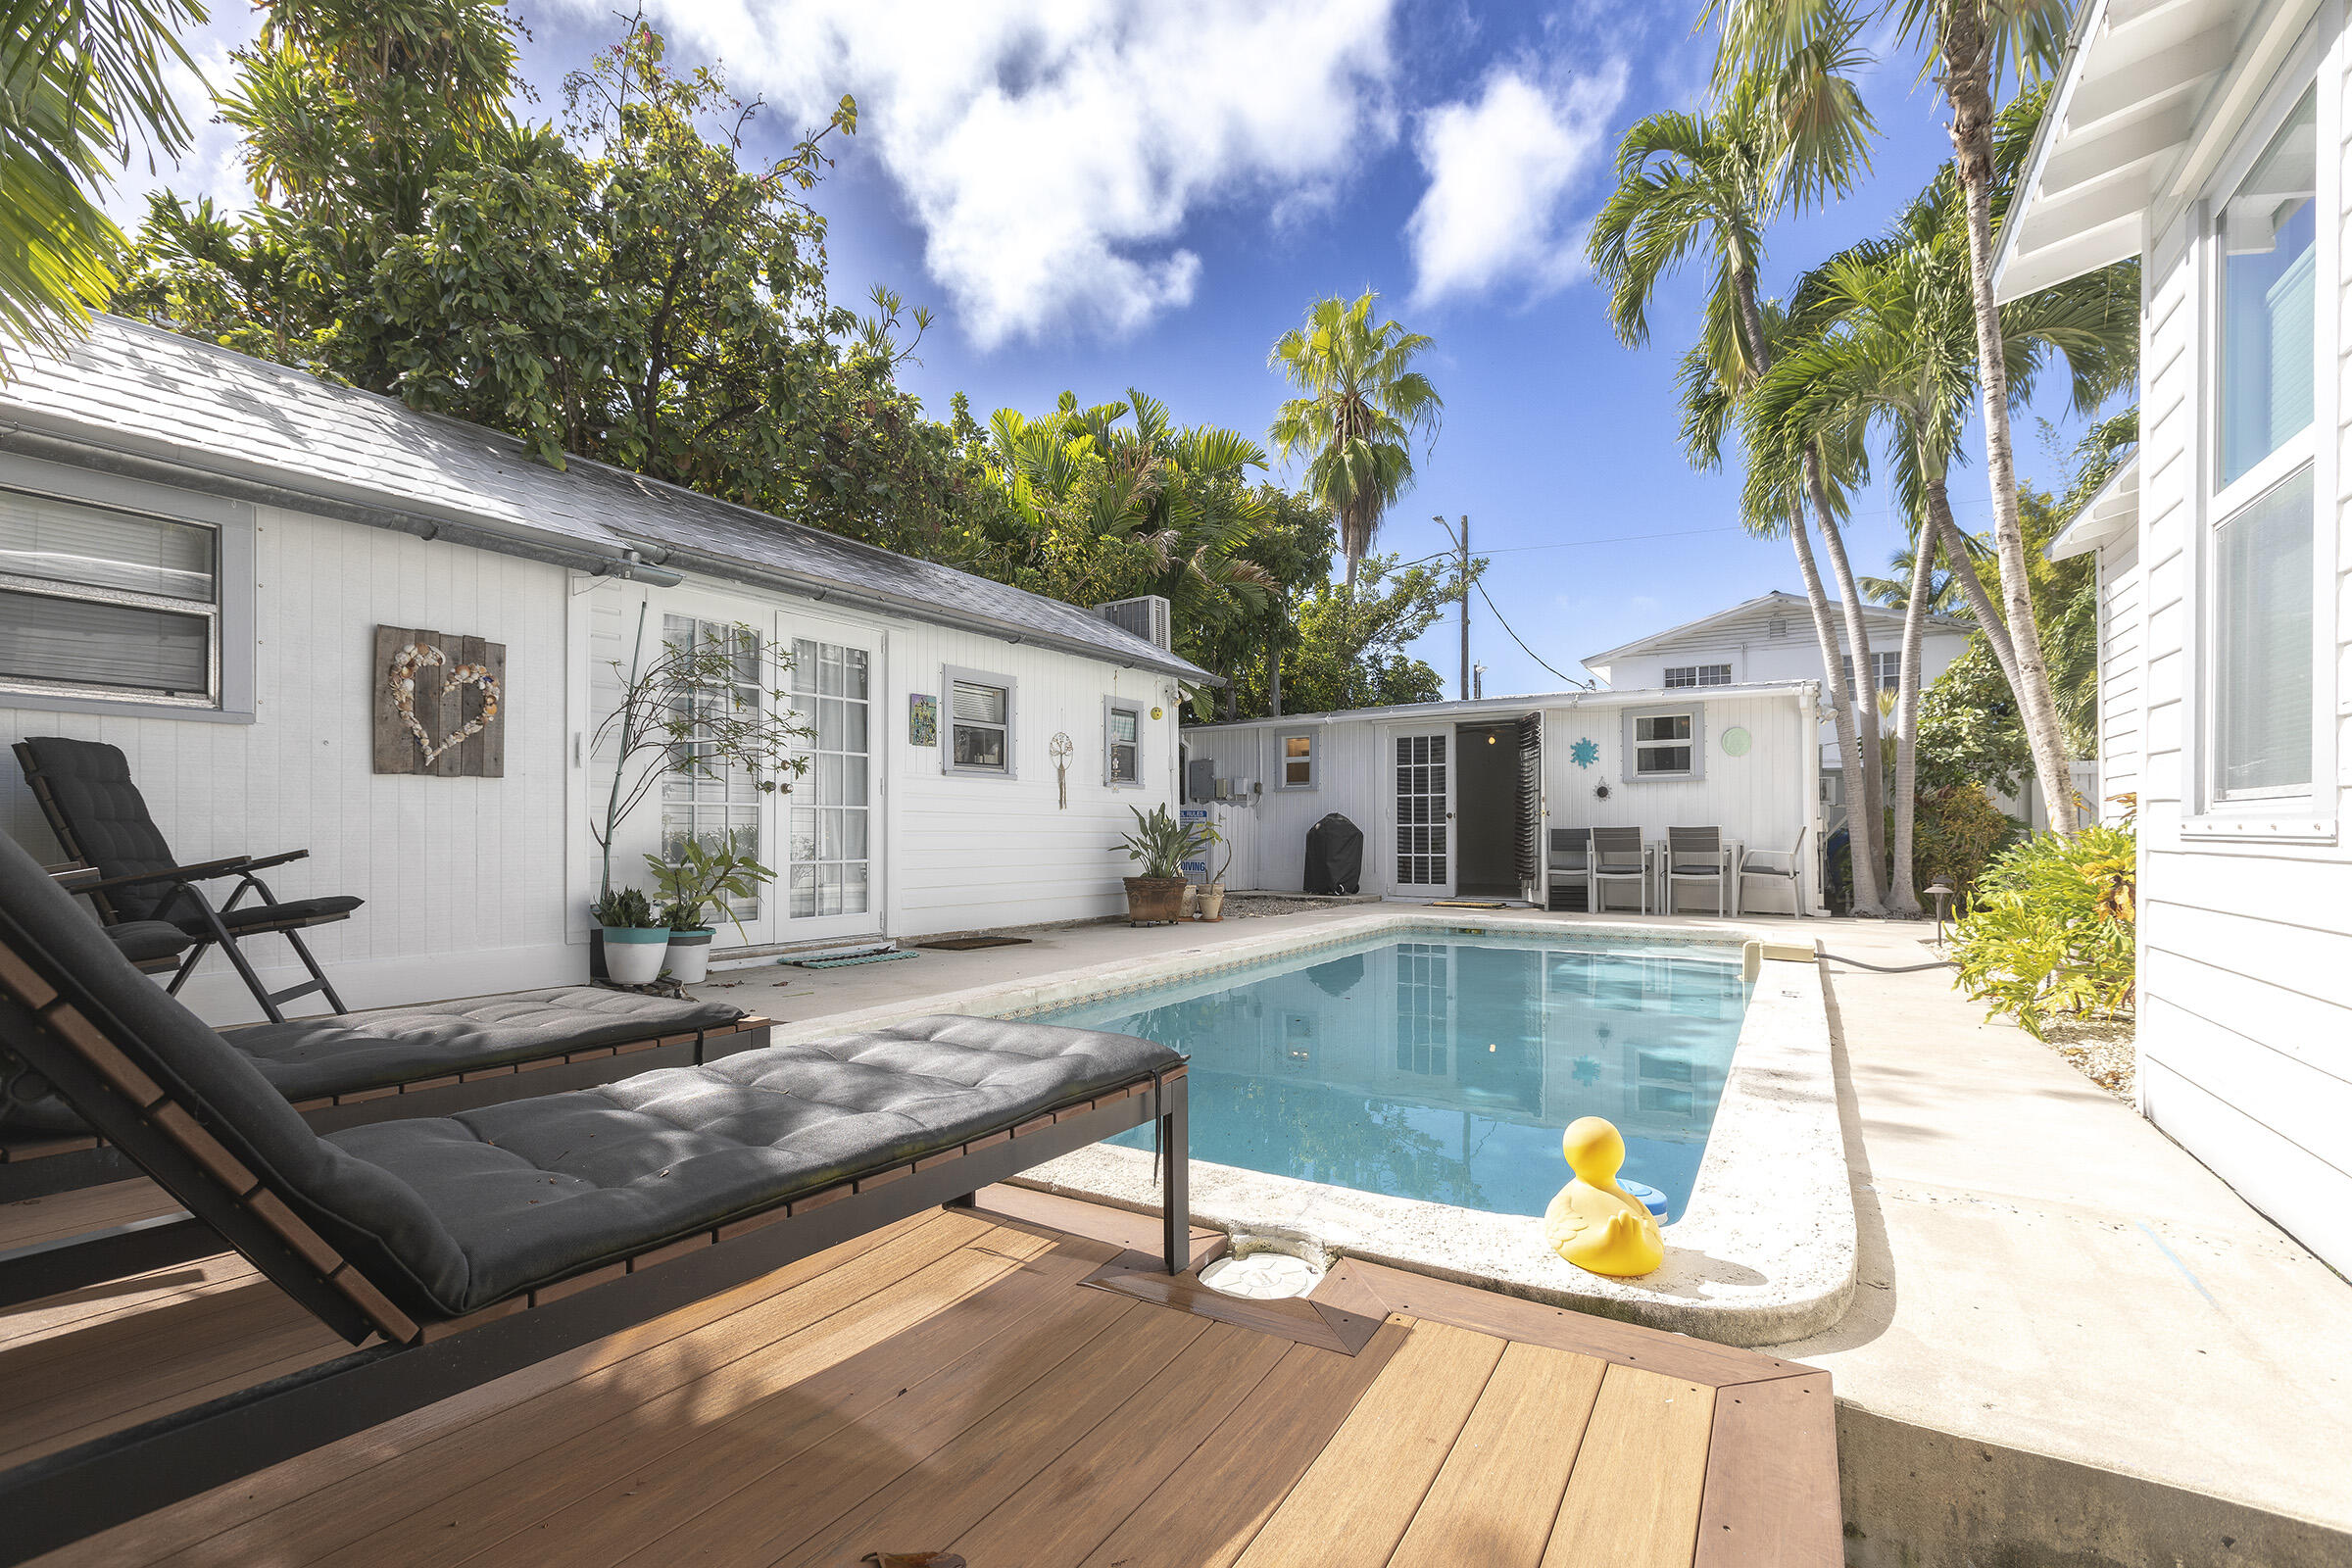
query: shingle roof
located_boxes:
[0,315,1213,682]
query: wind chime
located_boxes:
[1049,733,1074,808]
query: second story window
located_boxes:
[1664,663,1731,688]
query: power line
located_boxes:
[1469,574,1589,690]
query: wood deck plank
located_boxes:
[1072,1323,1409,1568]
[0,1180,180,1251]
[1542,1364,1718,1568]
[1388,1342,1610,1568]
[0,1253,258,1353]
[1228,1317,1506,1568]
[1692,1374,1841,1568]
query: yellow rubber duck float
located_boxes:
[1544,1116,1664,1277]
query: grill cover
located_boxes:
[1304,812,1362,896]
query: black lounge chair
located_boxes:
[0,830,1187,1561]
[16,736,364,1022]
[43,860,195,975]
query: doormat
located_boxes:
[913,936,1034,952]
[783,950,919,970]
[1430,899,1506,909]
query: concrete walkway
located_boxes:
[705,903,2352,1563]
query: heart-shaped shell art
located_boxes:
[389,641,503,764]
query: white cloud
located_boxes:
[1404,59,1627,309]
[592,0,1399,349]
[100,15,262,230]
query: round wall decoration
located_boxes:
[1720,725,1752,758]
[1568,737,1599,768]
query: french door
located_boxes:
[1391,729,1454,899]
[777,623,884,942]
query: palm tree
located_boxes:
[1588,65,1896,912]
[1709,0,2079,830]
[1861,527,1991,613]
[0,0,205,368]
[1266,292,1443,592]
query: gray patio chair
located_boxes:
[1739,829,1808,917]
[1546,827,1592,910]
[1589,826,1648,914]
[1666,826,1729,916]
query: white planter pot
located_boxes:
[1200,885,1227,922]
[602,927,670,986]
[665,928,714,985]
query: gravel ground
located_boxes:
[2042,1016,2137,1102]
[1220,895,1338,919]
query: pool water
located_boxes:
[1024,933,1749,1223]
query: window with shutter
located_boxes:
[944,666,1014,775]
[0,488,222,705]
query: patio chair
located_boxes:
[45,860,195,975]
[0,828,1188,1560]
[1665,826,1729,916]
[16,736,361,1022]
[1589,826,1649,914]
[1739,828,1808,917]
[1546,827,1592,910]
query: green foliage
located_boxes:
[1264,554,1471,715]
[1912,784,2014,905]
[1916,637,2034,796]
[1118,805,1215,881]
[590,886,660,929]
[1950,824,2136,1039]
[644,830,776,934]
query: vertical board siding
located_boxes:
[2098,531,2145,818]
[1,504,572,1023]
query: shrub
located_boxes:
[1950,824,2136,1039]
[1913,783,2016,906]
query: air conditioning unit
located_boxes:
[1094,594,1172,651]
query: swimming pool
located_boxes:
[1025,932,1748,1222]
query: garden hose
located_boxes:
[1819,952,1958,973]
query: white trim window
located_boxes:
[1275,730,1316,789]
[1839,651,1901,694]
[1103,696,1142,787]
[944,666,1014,776]
[2204,73,2320,807]
[1664,662,1731,688]
[0,487,223,707]
[1624,704,1705,781]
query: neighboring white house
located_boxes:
[1183,682,1823,913]
[1996,0,2348,1274]
[0,317,1210,1025]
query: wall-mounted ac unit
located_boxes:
[1094,594,1172,651]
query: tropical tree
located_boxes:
[1861,527,1991,613]
[1709,0,2080,830]
[1267,291,1443,592]
[0,0,203,368]
[1587,62,1896,911]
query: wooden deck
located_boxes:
[1,1181,1838,1567]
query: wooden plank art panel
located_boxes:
[371,625,507,777]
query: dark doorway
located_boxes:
[1454,721,1522,898]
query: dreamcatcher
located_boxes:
[1049,732,1074,808]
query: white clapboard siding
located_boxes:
[2096,528,2144,818]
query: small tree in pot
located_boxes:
[1118,806,1215,926]
[645,830,776,985]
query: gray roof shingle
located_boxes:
[0,316,1213,682]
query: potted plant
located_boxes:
[592,887,669,986]
[645,831,776,985]
[1200,836,1233,921]
[1118,806,1214,926]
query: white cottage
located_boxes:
[1996,0,2349,1272]
[0,317,1211,1024]
[1183,683,1822,913]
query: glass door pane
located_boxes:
[1394,731,1451,892]
[786,636,875,922]
[659,614,766,930]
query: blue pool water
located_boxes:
[1025,933,1748,1222]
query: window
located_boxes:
[1840,651,1901,693]
[1624,705,1705,780]
[944,667,1013,775]
[1276,730,1315,789]
[2205,76,2319,807]
[1664,662,1731,688]
[1103,697,1142,787]
[661,616,765,921]
[0,487,221,706]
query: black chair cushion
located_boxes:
[329,1014,1182,1312]
[228,988,747,1102]
[19,737,181,922]
[107,921,194,964]
[179,895,364,937]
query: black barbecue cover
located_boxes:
[1304,812,1362,896]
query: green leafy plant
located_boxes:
[1118,805,1215,881]
[645,831,776,935]
[1913,783,2016,906]
[590,887,662,930]
[1950,824,2136,1039]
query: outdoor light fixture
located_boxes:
[1928,878,1955,946]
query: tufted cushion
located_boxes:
[228,988,746,1102]
[172,894,364,937]
[107,921,194,964]
[327,1014,1182,1312]
[18,737,181,921]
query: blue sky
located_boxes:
[122,1,2112,694]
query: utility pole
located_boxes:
[1434,514,1470,700]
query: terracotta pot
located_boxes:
[1200,885,1227,921]
[1123,875,1188,925]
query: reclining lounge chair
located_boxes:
[0,832,1188,1561]
[17,736,366,1022]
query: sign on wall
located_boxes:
[908,692,938,747]
[372,625,506,777]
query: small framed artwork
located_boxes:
[908,693,939,747]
